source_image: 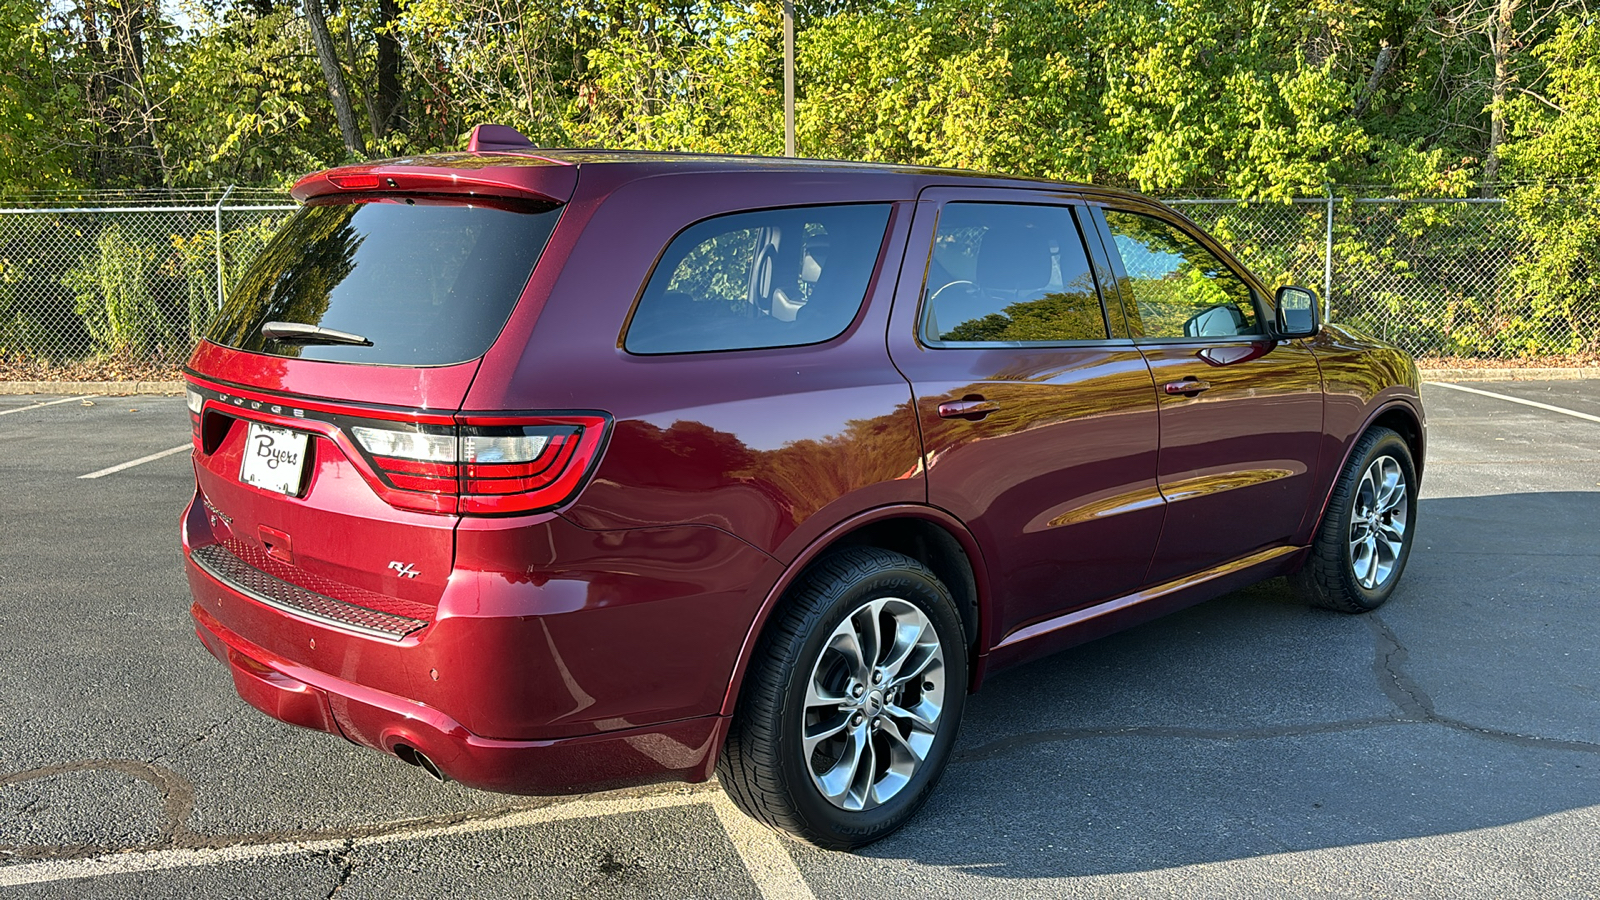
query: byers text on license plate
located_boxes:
[240,422,309,496]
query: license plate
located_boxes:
[240,423,310,496]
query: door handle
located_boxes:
[1164,379,1212,396]
[937,398,1001,420]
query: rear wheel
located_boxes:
[1294,426,1417,612]
[717,547,968,849]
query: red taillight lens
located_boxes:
[457,416,610,515]
[348,415,609,515]
[186,387,203,442]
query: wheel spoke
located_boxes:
[803,712,851,757]
[1376,467,1406,513]
[878,615,930,679]
[870,722,920,804]
[1361,535,1380,588]
[1357,469,1377,516]
[879,715,931,763]
[1351,535,1373,585]
[886,644,939,692]
[805,677,846,710]
[826,628,870,683]
[855,601,885,671]
[849,726,878,810]
[885,696,940,734]
[814,722,871,809]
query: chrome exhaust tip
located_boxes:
[393,743,449,782]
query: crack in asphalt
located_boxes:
[322,837,356,899]
[1368,612,1436,719]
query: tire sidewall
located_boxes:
[775,559,968,846]
[1335,431,1418,609]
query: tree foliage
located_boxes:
[0,0,1588,198]
[3,0,1598,361]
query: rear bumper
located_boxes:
[191,602,728,795]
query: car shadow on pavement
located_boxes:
[830,491,1600,878]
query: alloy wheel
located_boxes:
[1348,455,1408,590]
[802,597,947,812]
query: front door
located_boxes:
[1090,203,1324,584]
[888,190,1165,644]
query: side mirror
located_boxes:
[1274,286,1320,338]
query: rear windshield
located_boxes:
[208,198,561,366]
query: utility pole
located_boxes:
[783,1,795,157]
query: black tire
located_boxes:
[717,547,968,850]
[1293,426,1418,613]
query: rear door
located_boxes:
[1089,202,1324,584]
[887,188,1164,645]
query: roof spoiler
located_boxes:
[467,124,537,153]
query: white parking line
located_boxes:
[78,444,192,480]
[712,795,819,900]
[0,791,704,888]
[1427,381,1600,425]
[1433,376,1600,422]
[0,790,817,896]
[0,396,96,417]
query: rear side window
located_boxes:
[624,204,892,355]
[209,199,561,366]
[1102,209,1259,339]
[921,203,1108,344]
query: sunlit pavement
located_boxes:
[2,382,1598,898]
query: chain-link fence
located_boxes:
[0,190,295,375]
[1170,195,1597,358]
[1,190,1595,376]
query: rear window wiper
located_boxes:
[261,321,373,347]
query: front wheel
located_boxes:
[1294,426,1418,612]
[717,548,968,850]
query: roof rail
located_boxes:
[467,124,536,153]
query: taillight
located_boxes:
[352,426,459,494]
[186,387,203,442]
[349,414,609,515]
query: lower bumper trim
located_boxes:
[191,542,426,641]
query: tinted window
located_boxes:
[922,203,1108,344]
[1103,210,1259,339]
[625,205,892,355]
[210,199,560,365]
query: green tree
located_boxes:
[1503,18,1600,353]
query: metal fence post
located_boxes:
[214,185,235,313]
[1323,186,1334,322]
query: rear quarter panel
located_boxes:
[466,168,928,562]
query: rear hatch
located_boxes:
[185,158,582,619]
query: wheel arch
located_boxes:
[718,505,992,719]
[1308,397,1425,544]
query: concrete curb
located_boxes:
[0,381,184,396]
[1417,367,1600,382]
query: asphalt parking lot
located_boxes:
[2,379,1598,899]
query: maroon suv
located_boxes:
[181,126,1423,849]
